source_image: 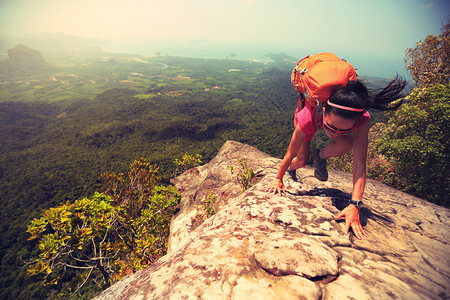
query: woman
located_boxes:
[266,78,406,240]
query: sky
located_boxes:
[1,0,449,77]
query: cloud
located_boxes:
[423,2,434,9]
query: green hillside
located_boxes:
[0,47,394,299]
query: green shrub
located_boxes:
[228,158,255,192]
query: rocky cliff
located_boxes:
[96,141,450,299]
[0,44,49,73]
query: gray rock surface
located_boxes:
[95,141,450,300]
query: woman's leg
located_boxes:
[290,139,312,170]
[313,134,353,181]
[322,134,354,159]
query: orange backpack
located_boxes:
[291,52,357,108]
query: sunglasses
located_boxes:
[323,122,354,135]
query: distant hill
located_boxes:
[0,44,52,73]
[265,52,298,68]
[0,33,108,55]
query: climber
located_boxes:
[266,55,406,240]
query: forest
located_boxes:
[0,22,448,298]
[0,48,306,299]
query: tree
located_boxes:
[405,19,450,86]
[372,19,450,206]
[100,158,161,219]
[26,159,180,296]
[173,153,203,176]
[376,84,449,206]
[27,193,121,289]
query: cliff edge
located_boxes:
[96,140,449,299]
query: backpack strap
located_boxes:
[315,102,324,127]
[291,55,310,92]
[302,90,319,106]
[297,93,323,129]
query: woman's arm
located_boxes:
[334,118,370,240]
[266,125,306,195]
[352,118,370,201]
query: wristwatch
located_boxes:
[348,200,364,208]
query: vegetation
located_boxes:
[173,154,203,176]
[376,20,449,205]
[26,159,179,298]
[0,28,443,298]
[195,192,217,222]
[405,19,449,86]
[376,84,449,205]
[228,158,256,192]
[0,50,302,299]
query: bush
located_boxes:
[26,159,180,296]
[376,84,450,206]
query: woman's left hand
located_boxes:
[334,205,367,240]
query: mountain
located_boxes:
[0,33,108,55]
[0,44,51,73]
[265,52,298,68]
[95,141,450,299]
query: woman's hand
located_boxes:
[334,204,367,240]
[266,178,285,195]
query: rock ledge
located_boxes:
[96,141,450,300]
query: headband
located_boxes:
[327,100,365,112]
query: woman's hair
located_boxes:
[325,76,407,119]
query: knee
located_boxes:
[342,142,353,154]
[298,156,309,167]
[337,136,353,153]
[291,157,307,169]
[343,139,354,153]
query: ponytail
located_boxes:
[326,76,407,119]
[367,76,407,111]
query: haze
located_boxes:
[1,0,449,77]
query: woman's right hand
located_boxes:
[266,178,285,195]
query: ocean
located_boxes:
[102,40,408,79]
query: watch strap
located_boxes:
[348,199,364,207]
